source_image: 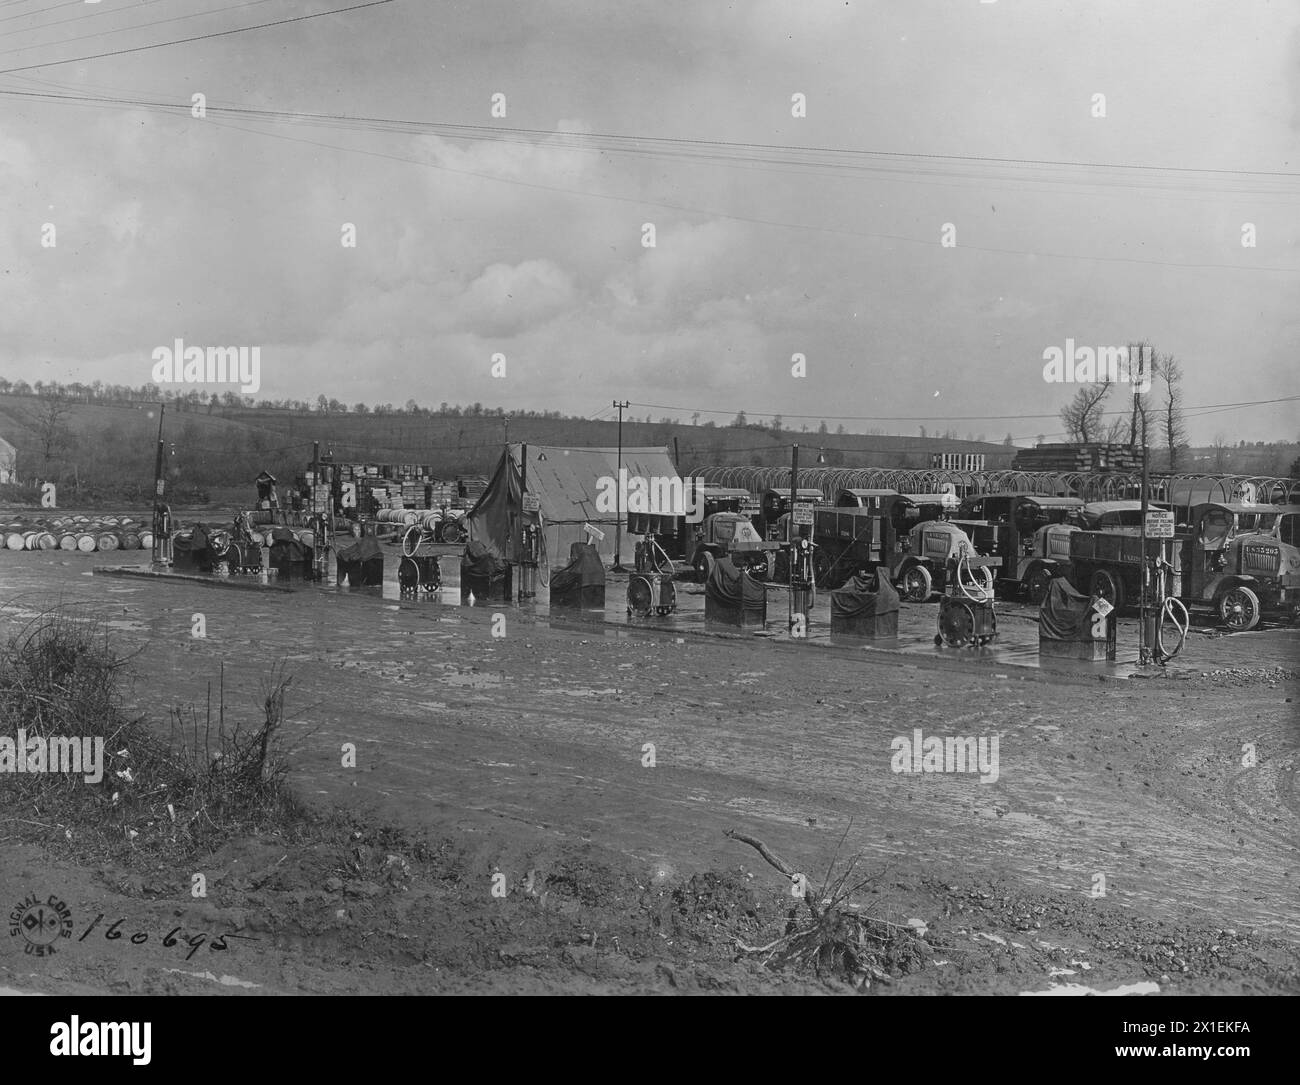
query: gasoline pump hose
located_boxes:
[536,514,550,587]
[955,549,993,603]
[649,536,676,579]
[1154,596,1189,664]
[401,522,438,557]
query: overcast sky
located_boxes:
[1,0,1297,443]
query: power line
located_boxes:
[0,0,169,29]
[625,395,1300,425]
[3,82,1295,202]
[123,107,1300,276]
[0,0,394,75]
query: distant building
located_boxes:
[0,435,15,484]
[930,452,985,472]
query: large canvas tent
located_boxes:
[464,443,679,566]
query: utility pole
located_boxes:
[1138,404,1150,666]
[612,400,629,571]
[1128,343,1139,448]
[151,403,169,567]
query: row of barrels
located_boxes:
[3,516,154,553]
[373,508,466,543]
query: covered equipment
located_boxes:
[335,535,384,587]
[704,554,767,630]
[830,572,900,638]
[1038,576,1115,661]
[460,539,511,604]
[549,541,607,610]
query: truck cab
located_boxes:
[954,493,1083,601]
[685,511,779,582]
[1177,503,1300,628]
[891,519,1000,602]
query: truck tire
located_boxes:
[1089,568,1124,610]
[900,564,933,602]
[1026,566,1054,606]
[1216,585,1261,631]
[694,550,715,584]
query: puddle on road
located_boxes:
[1020,980,1160,996]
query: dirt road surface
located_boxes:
[1,544,1296,995]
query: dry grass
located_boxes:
[0,607,303,860]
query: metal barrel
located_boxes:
[58,533,78,550]
[76,534,97,552]
[139,531,154,550]
[38,532,58,549]
[5,532,24,550]
[97,533,119,551]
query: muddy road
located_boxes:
[1,545,1297,994]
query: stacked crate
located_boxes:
[1012,443,1141,473]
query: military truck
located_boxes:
[954,493,1083,602]
[1067,502,1300,630]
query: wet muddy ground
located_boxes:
[1,533,1297,995]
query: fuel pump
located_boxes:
[1150,545,1189,664]
[518,520,541,600]
[788,527,816,637]
[152,503,173,568]
[627,531,677,617]
[308,511,333,582]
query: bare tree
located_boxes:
[35,395,72,466]
[1211,433,1230,472]
[1059,380,1112,443]
[1156,352,1188,471]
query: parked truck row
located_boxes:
[627,484,1300,630]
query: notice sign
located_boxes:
[522,493,540,513]
[1145,510,1175,538]
[792,504,814,526]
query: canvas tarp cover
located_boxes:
[337,535,384,586]
[336,536,383,564]
[1039,576,1094,641]
[464,443,680,566]
[269,529,309,564]
[705,555,766,616]
[462,539,507,579]
[550,542,606,608]
[831,573,900,620]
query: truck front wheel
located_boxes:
[899,564,933,602]
[694,550,716,584]
[1026,566,1054,606]
[1216,585,1261,631]
[1089,568,1124,610]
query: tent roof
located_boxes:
[464,443,680,564]
[509,444,678,524]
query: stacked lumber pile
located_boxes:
[1012,443,1141,473]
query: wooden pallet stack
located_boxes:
[1012,443,1141,473]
